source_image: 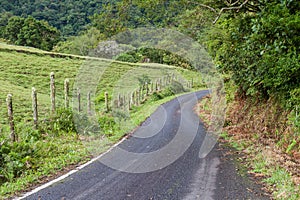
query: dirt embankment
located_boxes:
[196,95,300,186]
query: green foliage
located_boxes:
[0,12,13,36]
[73,112,100,135]
[0,112,89,196]
[98,115,118,137]
[115,47,192,69]
[90,0,196,38]
[0,0,110,37]
[52,108,76,133]
[263,167,300,200]
[169,80,187,94]
[176,5,215,40]
[289,107,300,137]
[0,140,35,182]
[115,53,138,63]
[150,92,163,101]
[137,74,151,86]
[0,133,89,197]
[53,27,104,56]
[3,16,60,50]
[90,2,128,38]
[159,81,188,98]
[205,1,300,108]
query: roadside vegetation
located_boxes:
[197,91,300,200]
[196,1,299,199]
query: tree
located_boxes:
[3,16,24,43]
[3,16,60,50]
[53,27,104,55]
[204,0,300,107]
[0,0,111,37]
[90,0,196,38]
[0,12,13,37]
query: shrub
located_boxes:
[0,140,35,182]
[98,114,118,137]
[115,53,138,63]
[52,108,76,134]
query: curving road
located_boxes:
[20,90,269,200]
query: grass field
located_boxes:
[0,43,204,198]
[0,43,202,126]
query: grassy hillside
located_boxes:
[0,42,201,125]
[0,43,203,198]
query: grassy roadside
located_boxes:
[196,95,300,200]
[0,132,91,199]
[0,44,204,199]
[3,89,205,199]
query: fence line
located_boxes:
[3,72,194,142]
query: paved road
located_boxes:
[22,91,269,200]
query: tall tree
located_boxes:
[4,16,60,50]
[203,0,300,107]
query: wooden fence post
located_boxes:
[129,92,133,110]
[146,82,149,96]
[32,87,38,129]
[117,93,121,108]
[87,91,91,115]
[131,91,135,107]
[6,94,16,142]
[105,92,109,112]
[139,86,143,101]
[50,72,55,114]
[151,82,154,94]
[64,79,69,108]
[77,88,81,112]
[123,94,126,110]
[158,79,161,91]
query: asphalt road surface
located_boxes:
[21,90,269,200]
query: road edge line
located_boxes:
[15,136,128,200]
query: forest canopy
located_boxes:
[1,15,60,51]
[0,0,111,36]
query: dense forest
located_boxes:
[0,0,111,36]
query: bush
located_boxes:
[52,108,76,134]
[161,81,187,98]
[206,2,300,108]
[115,53,138,63]
[98,114,118,137]
[73,112,100,135]
[0,140,35,182]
